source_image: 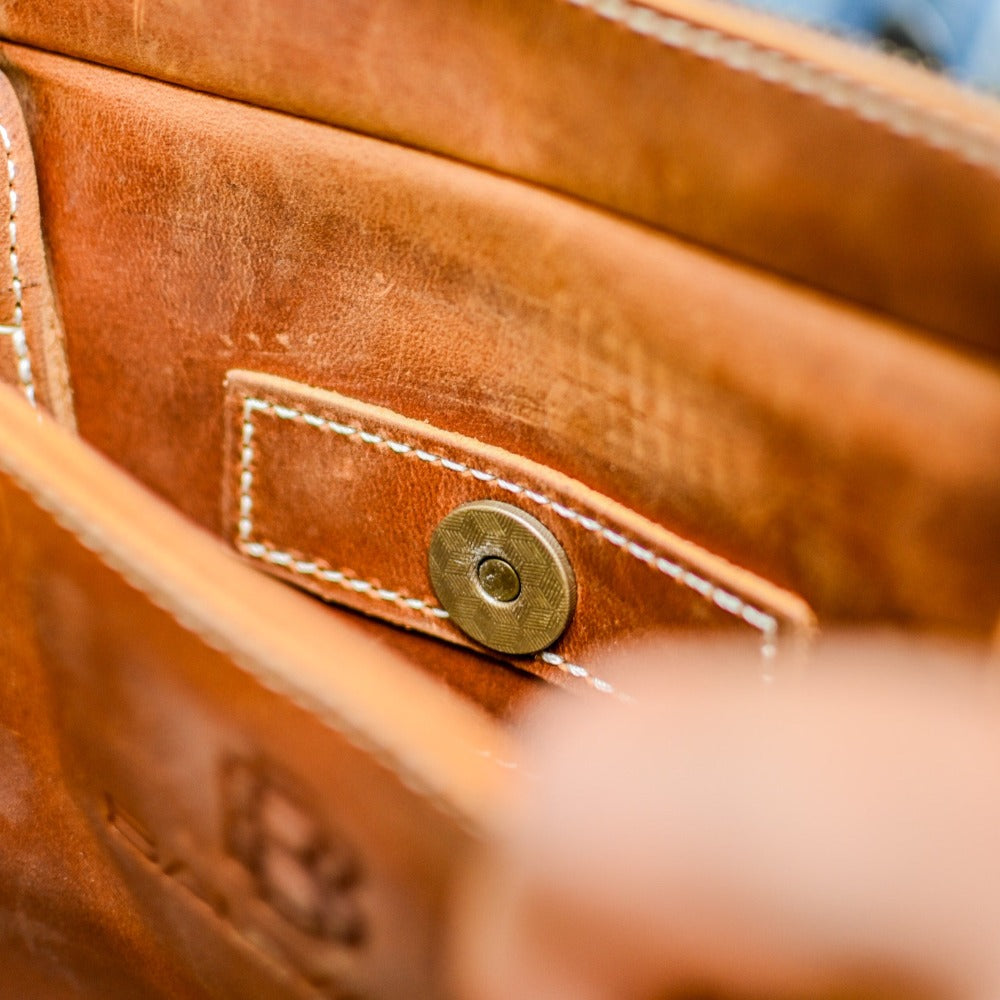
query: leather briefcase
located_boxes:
[0,0,997,996]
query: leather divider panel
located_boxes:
[0,69,74,426]
[0,380,511,999]
[224,370,816,697]
[4,0,1000,354]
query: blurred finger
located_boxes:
[451,635,1000,1000]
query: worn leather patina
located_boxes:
[0,0,998,995]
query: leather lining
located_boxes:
[0,44,993,636]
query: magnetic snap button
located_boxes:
[428,500,576,655]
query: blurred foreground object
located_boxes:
[453,636,1000,1000]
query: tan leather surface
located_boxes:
[0,65,73,426]
[2,0,1000,354]
[364,621,544,722]
[0,6,996,995]
[224,370,814,693]
[2,43,997,640]
[0,380,514,997]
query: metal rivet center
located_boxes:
[476,557,521,603]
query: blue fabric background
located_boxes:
[738,0,1000,90]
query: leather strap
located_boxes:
[0,67,73,427]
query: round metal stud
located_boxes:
[476,557,521,603]
[428,500,576,655]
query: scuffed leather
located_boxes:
[2,0,1000,354]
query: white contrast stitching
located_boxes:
[238,398,450,621]
[240,397,780,658]
[236,395,781,696]
[242,540,452,620]
[563,0,1000,175]
[238,398,637,697]
[240,397,779,650]
[0,122,36,408]
[538,651,635,701]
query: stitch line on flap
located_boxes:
[238,396,780,663]
[562,0,1000,175]
[237,397,633,698]
[238,399,449,619]
[244,541,453,620]
[0,122,36,408]
[238,396,780,659]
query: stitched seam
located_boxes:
[563,0,1000,175]
[242,539,631,699]
[238,398,632,698]
[237,396,780,692]
[0,121,36,408]
[240,397,779,645]
[237,399,450,620]
[242,539,452,620]
[0,443,482,832]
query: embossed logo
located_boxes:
[223,759,365,946]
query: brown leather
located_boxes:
[0,64,73,426]
[0,379,512,997]
[0,79,537,722]
[0,3,998,995]
[366,616,545,721]
[3,0,1000,355]
[223,370,814,693]
[1,42,996,641]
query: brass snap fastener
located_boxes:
[428,499,576,655]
